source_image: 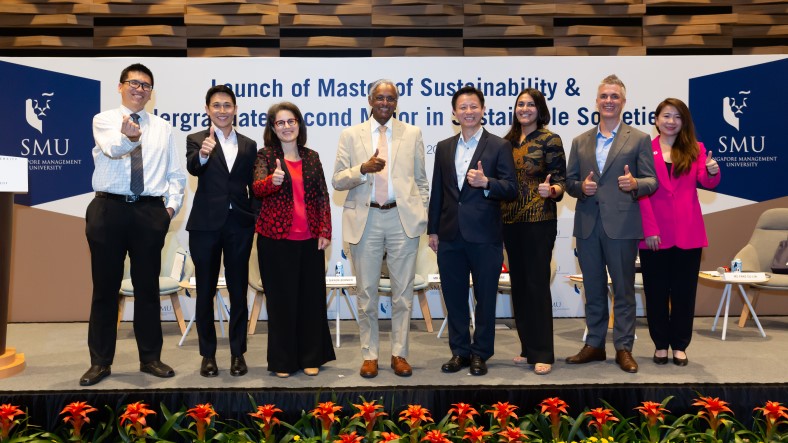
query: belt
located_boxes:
[95,191,163,203]
[370,201,397,210]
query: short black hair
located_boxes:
[205,84,236,106]
[452,86,484,110]
[264,102,307,147]
[119,63,154,88]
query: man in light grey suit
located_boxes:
[565,74,657,373]
[332,79,430,378]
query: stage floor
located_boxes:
[4,316,787,392]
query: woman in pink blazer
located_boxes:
[638,98,720,367]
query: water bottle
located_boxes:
[335,261,344,276]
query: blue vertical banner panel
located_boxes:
[689,59,787,202]
[0,61,100,206]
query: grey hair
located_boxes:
[367,79,399,101]
[599,74,626,98]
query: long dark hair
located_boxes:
[504,88,551,145]
[655,98,699,177]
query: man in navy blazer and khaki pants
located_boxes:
[565,74,657,373]
[428,86,517,376]
[186,85,257,378]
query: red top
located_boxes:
[285,159,311,240]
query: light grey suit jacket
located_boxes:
[332,118,430,244]
[566,123,657,240]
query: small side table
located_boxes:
[699,272,768,340]
[178,280,230,347]
[325,276,357,348]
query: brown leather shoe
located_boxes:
[391,356,412,377]
[615,350,638,373]
[565,344,606,364]
[360,359,378,378]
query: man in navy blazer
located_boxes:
[186,85,257,378]
[428,86,517,376]
[565,74,657,373]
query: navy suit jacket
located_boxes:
[185,128,258,231]
[427,129,517,243]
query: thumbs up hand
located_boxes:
[466,160,489,189]
[272,158,285,186]
[618,164,638,192]
[200,126,216,159]
[360,148,386,174]
[582,171,597,196]
[705,150,719,175]
[538,174,553,198]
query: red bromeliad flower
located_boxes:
[463,425,492,443]
[119,401,156,438]
[497,424,528,442]
[351,401,387,433]
[187,403,217,441]
[486,402,518,429]
[421,429,451,443]
[311,401,342,432]
[334,430,363,443]
[60,401,98,439]
[754,401,788,438]
[380,431,402,442]
[586,407,619,435]
[249,404,282,439]
[448,403,479,430]
[692,396,733,434]
[399,404,433,428]
[539,397,569,441]
[0,404,25,440]
[634,401,668,428]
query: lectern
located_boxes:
[0,155,28,378]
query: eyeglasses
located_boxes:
[373,95,397,103]
[274,119,299,128]
[123,80,153,91]
[210,103,235,111]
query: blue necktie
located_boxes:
[129,113,144,195]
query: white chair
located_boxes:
[117,231,192,335]
[247,236,266,335]
[734,208,788,327]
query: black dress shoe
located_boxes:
[653,352,668,365]
[469,355,487,376]
[140,360,175,378]
[673,354,689,366]
[79,365,111,386]
[441,355,470,373]
[230,355,248,376]
[200,357,218,377]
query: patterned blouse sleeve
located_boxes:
[545,131,567,200]
[252,147,279,198]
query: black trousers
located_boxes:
[639,246,702,351]
[503,220,557,364]
[437,237,503,360]
[85,196,170,365]
[258,236,335,373]
[189,210,253,358]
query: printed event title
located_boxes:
[152,76,657,132]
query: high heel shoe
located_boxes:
[653,350,668,365]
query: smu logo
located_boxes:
[0,61,100,206]
[689,58,787,202]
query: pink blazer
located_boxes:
[638,137,721,250]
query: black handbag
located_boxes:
[771,238,788,274]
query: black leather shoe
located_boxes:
[441,355,470,373]
[200,357,218,377]
[653,351,668,365]
[673,351,689,366]
[230,355,248,376]
[79,365,111,386]
[469,355,488,376]
[140,360,175,378]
